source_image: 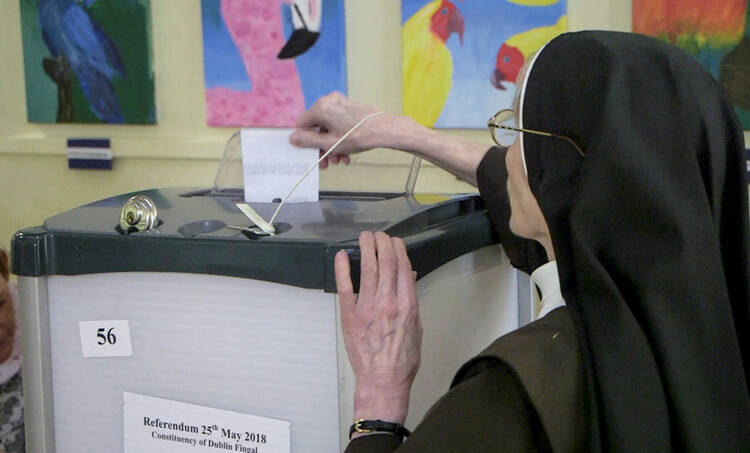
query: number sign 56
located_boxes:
[97,327,117,345]
[80,320,132,357]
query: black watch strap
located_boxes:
[349,419,412,440]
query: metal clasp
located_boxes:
[354,419,372,433]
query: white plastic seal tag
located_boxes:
[236,203,276,235]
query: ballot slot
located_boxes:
[181,188,402,202]
[228,222,293,239]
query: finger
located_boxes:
[328,154,340,165]
[335,250,356,315]
[290,129,332,150]
[358,231,378,304]
[342,155,351,165]
[295,97,327,128]
[393,237,416,309]
[329,91,346,101]
[319,155,329,170]
[374,232,397,298]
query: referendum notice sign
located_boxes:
[123,392,290,453]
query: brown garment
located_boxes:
[344,148,586,452]
[345,308,585,453]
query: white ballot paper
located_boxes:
[124,392,290,453]
[241,129,319,203]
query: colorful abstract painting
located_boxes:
[19,0,155,124]
[402,0,567,129]
[634,0,750,129]
[201,0,347,127]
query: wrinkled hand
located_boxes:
[290,92,390,169]
[335,231,423,425]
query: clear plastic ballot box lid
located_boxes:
[11,135,500,288]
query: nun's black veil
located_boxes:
[521,31,750,450]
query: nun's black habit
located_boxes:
[346,31,750,452]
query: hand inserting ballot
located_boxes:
[290,92,395,169]
[335,232,423,431]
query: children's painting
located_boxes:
[201,0,347,127]
[402,0,567,129]
[634,0,750,129]
[19,0,155,124]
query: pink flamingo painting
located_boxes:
[206,0,309,127]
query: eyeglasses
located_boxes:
[487,109,585,157]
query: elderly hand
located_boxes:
[335,231,423,426]
[290,92,396,169]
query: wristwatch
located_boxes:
[349,419,412,440]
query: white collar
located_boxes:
[530,260,566,319]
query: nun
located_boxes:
[291,31,750,452]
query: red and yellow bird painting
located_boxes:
[492,15,567,90]
[402,0,567,128]
[402,0,465,127]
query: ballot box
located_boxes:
[12,188,531,453]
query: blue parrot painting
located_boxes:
[38,0,126,123]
